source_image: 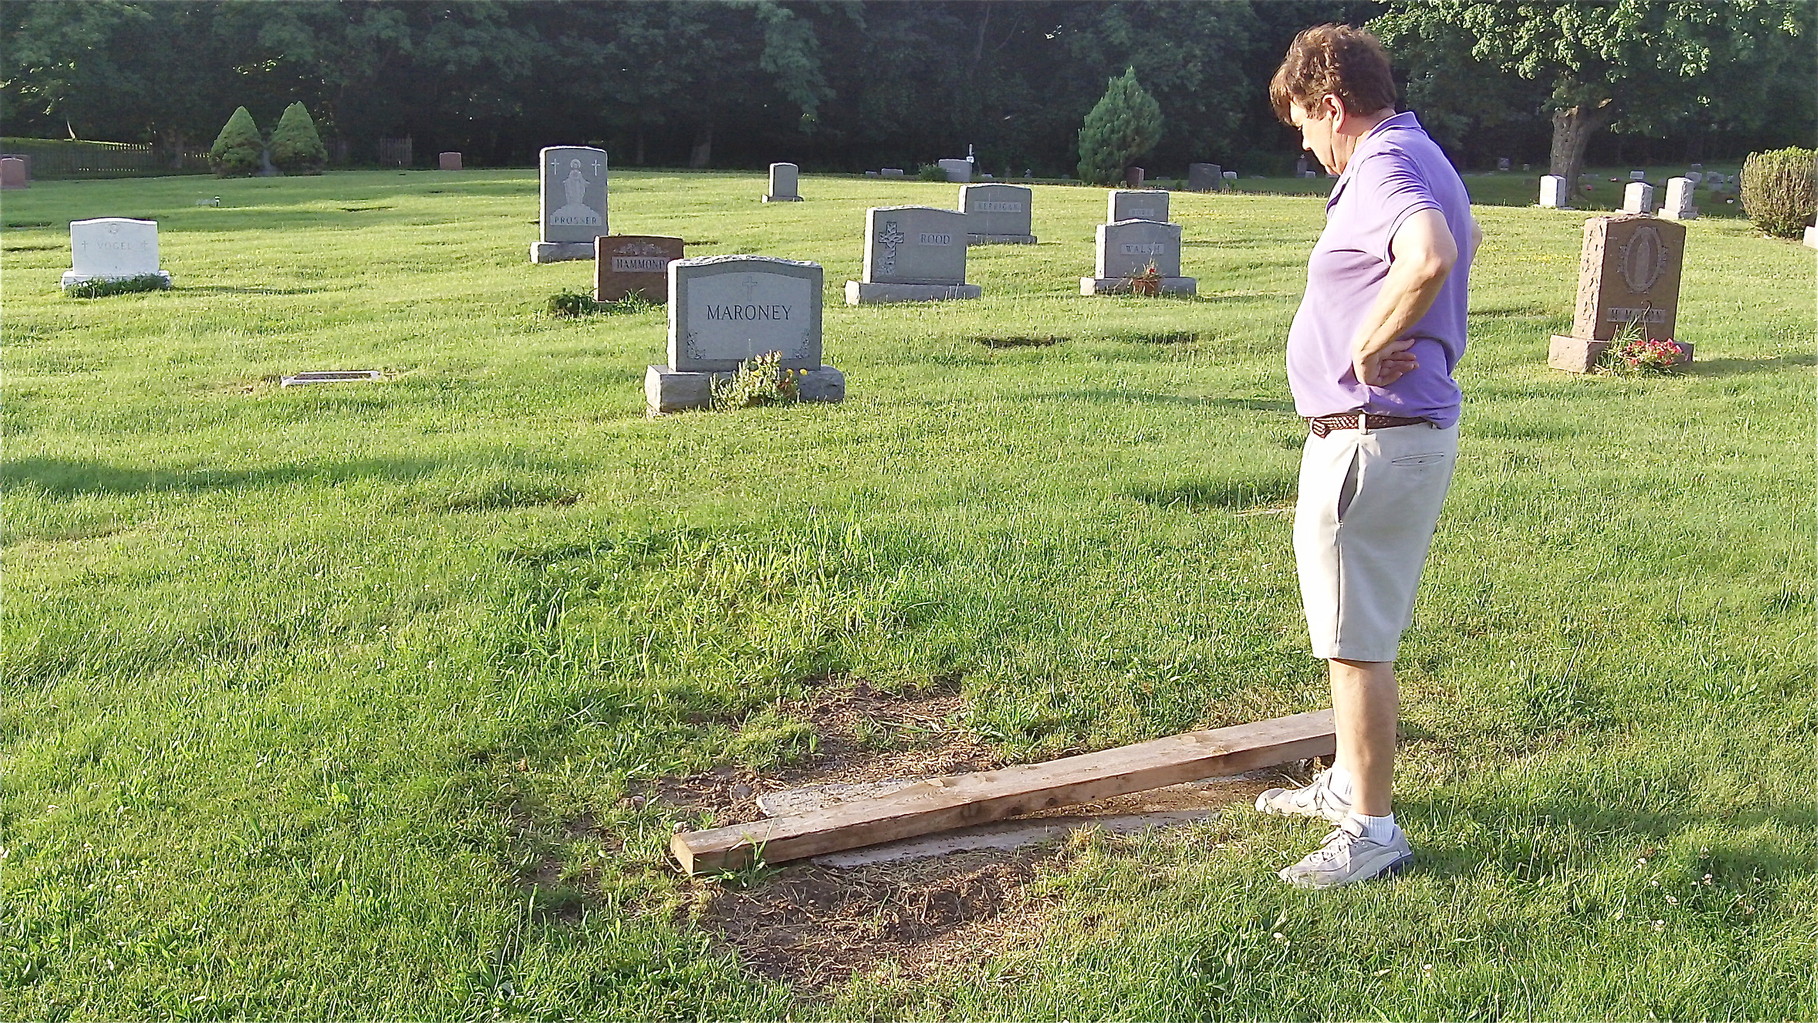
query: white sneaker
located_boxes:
[1255,767,1353,822]
[1277,818,1414,888]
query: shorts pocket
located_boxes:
[1390,452,1449,468]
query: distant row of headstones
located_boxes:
[1539,166,1735,220]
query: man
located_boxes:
[1255,24,1481,887]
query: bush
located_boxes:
[1740,148,1817,238]
[209,107,263,177]
[917,164,949,182]
[270,102,327,175]
[1077,67,1164,186]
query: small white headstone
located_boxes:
[1623,181,1656,215]
[1540,175,1568,208]
[1221,170,1238,180]
[62,217,168,288]
[1108,189,1168,224]
[764,162,802,202]
[1660,177,1697,221]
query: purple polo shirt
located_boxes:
[1286,111,1474,427]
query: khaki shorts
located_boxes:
[1293,419,1458,662]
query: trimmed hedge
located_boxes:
[209,106,263,177]
[271,102,327,175]
[1740,147,1817,239]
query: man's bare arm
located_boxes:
[1350,208,1462,387]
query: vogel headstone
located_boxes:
[61,218,170,290]
[1081,219,1195,296]
[531,145,608,263]
[1549,215,1691,372]
[846,206,981,304]
[763,162,803,202]
[1540,175,1568,208]
[596,235,684,303]
[1108,189,1169,224]
[938,158,972,183]
[646,255,843,412]
[960,183,1035,244]
[1622,181,1655,215]
[1187,163,1222,192]
[1659,177,1697,221]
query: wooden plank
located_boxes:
[671,708,1335,875]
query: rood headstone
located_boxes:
[646,255,842,412]
[62,217,170,290]
[846,205,980,304]
[1187,163,1222,192]
[1082,219,1194,296]
[0,157,28,189]
[1549,215,1690,372]
[1622,181,1655,215]
[960,183,1035,244]
[937,158,972,183]
[531,145,608,263]
[763,162,803,202]
[595,235,684,302]
[1659,177,1697,221]
[1108,189,1168,224]
[1540,175,1568,208]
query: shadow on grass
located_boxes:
[1128,474,1298,511]
[180,285,339,296]
[1683,352,1816,377]
[3,455,441,497]
[1042,391,1297,416]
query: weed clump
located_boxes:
[712,351,803,410]
[544,290,656,317]
[63,274,171,298]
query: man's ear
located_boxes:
[1323,92,1350,128]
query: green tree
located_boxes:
[1372,0,1816,193]
[1077,66,1163,185]
[208,104,262,177]
[270,101,327,174]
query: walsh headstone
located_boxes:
[1081,219,1195,296]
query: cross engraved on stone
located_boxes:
[591,159,603,175]
[878,219,904,274]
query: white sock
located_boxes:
[1348,811,1398,840]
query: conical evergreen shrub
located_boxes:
[209,106,263,178]
[271,101,328,175]
[1077,67,1164,186]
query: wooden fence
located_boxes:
[0,139,211,179]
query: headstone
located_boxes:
[1805,223,1818,250]
[1081,219,1195,296]
[1497,157,1512,171]
[1124,167,1144,188]
[937,158,972,183]
[881,167,905,178]
[1548,215,1691,372]
[1302,170,1320,179]
[960,183,1035,244]
[281,370,382,387]
[595,235,685,302]
[1689,163,1703,172]
[61,218,170,290]
[1222,170,1238,181]
[1108,189,1168,224]
[845,205,981,304]
[1684,170,1703,185]
[1629,169,1647,181]
[1294,156,1308,177]
[1659,177,1697,221]
[1540,175,1568,208]
[1187,163,1222,192]
[1622,181,1655,215]
[646,255,843,412]
[530,145,608,263]
[438,152,462,171]
[0,157,28,189]
[763,162,803,202]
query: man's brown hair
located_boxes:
[1269,24,1398,124]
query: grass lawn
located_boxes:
[2,165,1812,1021]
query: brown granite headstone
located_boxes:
[0,157,28,190]
[595,235,684,302]
[1548,215,1691,372]
[438,152,462,171]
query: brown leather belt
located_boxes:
[1306,412,1432,438]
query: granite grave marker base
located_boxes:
[282,370,383,387]
[761,194,805,203]
[61,270,172,291]
[1548,335,1694,374]
[644,364,845,414]
[845,281,983,304]
[967,233,1037,245]
[530,241,599,263]
[1079,275,1196,297]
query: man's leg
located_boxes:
[1331,658,1397,816]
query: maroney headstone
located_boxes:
[61,218,170,290]
[1548,215,1691,372]
[960,183,1035,244]
[1081,219,1195,296]
[1108,189,1168,223]
[531,145,609,263]
[596,235,684,302]
[646,255,843,412]
[846,206,981,304]
[763,162,803,202]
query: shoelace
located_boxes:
[1306,823,1366,867]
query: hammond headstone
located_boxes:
[1187,163,1222,192]
[763,162,803,202]
[1081,219,1194,296]
[62,217,170,290]
[960,183,1035,244]
[531,145,608,263]
[1549,215,1690,372]
[846,205,981,303]
[1108,189,1168,224]
[646,255,842,412]
[595,235,684,302]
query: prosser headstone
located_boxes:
[937,158,972,183]
[438,152,462,171]
[1548,215,1691,372]
[61,218,171,290]
[763,162,803,202]
[960,183,1035,244]
[645,255,842,412]
[1659,177,1697,221]
[1108,189,1168,224]
[1540,175,1568,208]
[531,145,608,263]
[0,157,28,189]
[1622,181,1655,215]
[846,205,981,304]
[1081,219,1195,296]
[596,235,684,302]
[1187,163,1222,192]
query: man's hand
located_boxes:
[1354,336,1419,386]
[1346,209,1459,389]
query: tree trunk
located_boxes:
[689,123,712,169]
[1549,101,1614,197]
